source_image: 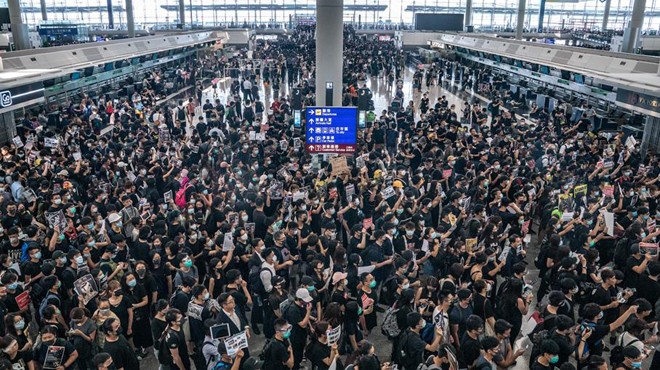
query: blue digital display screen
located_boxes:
[305,107,357,154]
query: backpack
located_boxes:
[393,329,409,366]
[177,107,186,121]
[613,237,631,269]
[379,275,399,305]
[248,266,272,295]
[38,292,61,321]
[529,329,552,363]
[610,337,641,365]
[175,183,192,209]
[381,305,401,338]
[535,155,547,171]
[169,281,187,308]
[198,340,217,370]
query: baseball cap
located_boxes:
[295,288,313,303]
[332,272,347,285]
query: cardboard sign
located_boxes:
[442,169,453,179]
[448,214,457,226]
[648,218,656,233]
[73,274,99,305]
[15,290,30,311]
[330,156,348,176]
[164,190,173,203]
[603,185,614,197]
[363,217,373,230]
[280,140,288,150]
[44,137,59,148]
[100,125,114,137]
[223,331,249,357]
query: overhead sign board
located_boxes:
[305,107,357,154]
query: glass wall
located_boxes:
[6,0,660,32]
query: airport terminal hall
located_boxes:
[2,0,660,369]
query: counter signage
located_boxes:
[305,107,357,154]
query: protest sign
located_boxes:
[223,233,235,251]
[44,137,59,148]
[12,136,23,148]
[640,242,659,256]
[43,346,65,369]
[380,186,396,199]
[326,326,342,345]
[223,331,249,357]
[45,210,67,231]
[73,274,99,305]
[330,156,348,176]
[15,291,30,311]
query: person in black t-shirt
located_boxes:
[263,319,295,370]
[530,339,560,370]
[399,312,443,370]
[286,288,313,370]
[578,303,637,360]
[458,315,484,369]
[159,309,190,370]
[101,317,140,370]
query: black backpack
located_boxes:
[613,237,631,269]
[529,329,552,363]
[249,266,272,295]
[196,340,217,370]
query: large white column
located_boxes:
[516,0,526,40]
[315,0,344,107]
[465,0,473,29]
[7,0,30,50]
[622,0,646,53]
[126,0,135,38]
[602,0,611,31]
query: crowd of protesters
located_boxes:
[0,23,656,370]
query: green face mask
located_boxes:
[282,329,291,339]
[70,207,76,214]
[369,280,377,289]
[357,307,363,316]
[549,356,559,364]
